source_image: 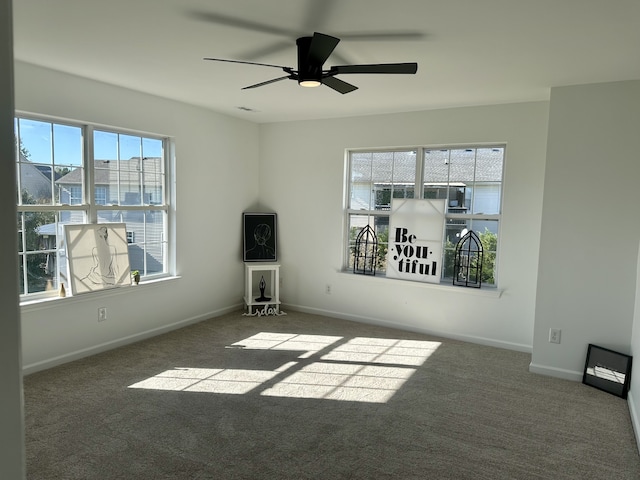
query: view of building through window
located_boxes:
[346,146,504,285]
[15,115,170,297]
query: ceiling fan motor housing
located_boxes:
[296,36,323,86]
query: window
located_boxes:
[95,186,107,205]
[15,115,172,297]
[345,146,504,286]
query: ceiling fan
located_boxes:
[204,32,418,94]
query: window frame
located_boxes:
[15,112,174,300]
[343,144,505,288]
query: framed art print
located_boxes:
[243,213,277,262]
[582,344,632,399]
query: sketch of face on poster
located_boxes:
[243,213,277,262]
[247,223,275,259]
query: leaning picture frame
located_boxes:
[243,213,277,262]
[64,223,131,295]
[582,344,633,399]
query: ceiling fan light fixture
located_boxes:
[299,79,321,88]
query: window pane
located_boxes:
[53,124,82,167]
[119,134,142,160]
[120,157,142,205]
[26,253,52,294]
[351,151,416,211]
[95,186,108,205]
[94,166,115,204]
[17,213,23,253]
[424,147,504,215]
[443,219,498,285]
[142,157,164,204]
[372,151,415,211]
[423,149,449,181]
[94,130,118,160]
[57,170,84,205]
[473,220,498,285]
[449,149,476,183]
[94,159,144,206]
[19,259,24,295]
[350,153,373,210]
[53,124,83,205]
[472,148,504,215]
[59,209,86,226]
[22,210,57,251]
[98,209,166,276]
[142,137,163,158]
[17,206,84,295]
[17,120,84,206]
[348,214,389,272]
[18,161,55,205]
[18,118,52,164]
[94,132,163,206]
[143,210,166,274]
[423,150,451,209]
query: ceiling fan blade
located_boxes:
[234,41,293,62]
[187,11,298,37]
[242,75,292,90]
[333,63,418,74]
[337,32,425,42]
[322,76,358,94]
[307,32,340,65]
[203,57,289,70]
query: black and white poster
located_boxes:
[386,199,445,284]
[243,213,277,262]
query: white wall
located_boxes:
[15,62,261,371]
[630,240,640,451]
[532,81,640,380]
[259,102,549,351]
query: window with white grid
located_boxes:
[15,114,172,298]
[345,146,504,286]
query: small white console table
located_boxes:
[243,263,284,316]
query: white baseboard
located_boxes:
[628,391,640,455]
[528,362,583,381]
[22,304,241,375]
[283,303,532,353]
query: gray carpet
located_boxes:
[24,310,640,479]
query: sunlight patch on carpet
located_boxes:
[261,362,416,403]
[128,333,441,403]
[128,367,280,394]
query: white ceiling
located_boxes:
[12,0,640,123]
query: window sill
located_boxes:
[20,275,182,311]
[338,270,503,298]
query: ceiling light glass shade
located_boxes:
[299,80,321,88]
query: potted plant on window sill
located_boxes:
[131,270,140,285]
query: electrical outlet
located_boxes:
[325,284,332,295]
[549,328,561,344]
[98,307,107,322]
